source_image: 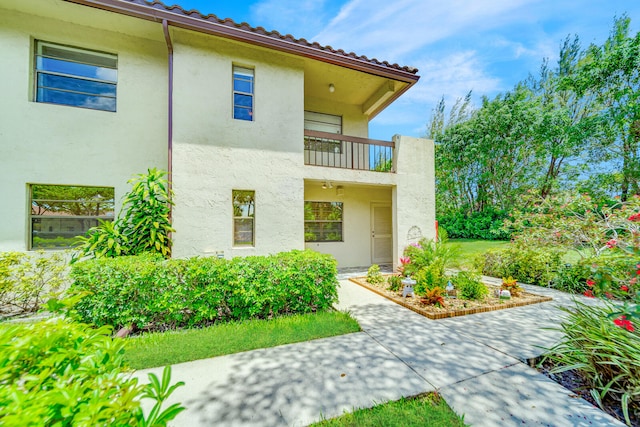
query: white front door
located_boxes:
[371,203,392,264]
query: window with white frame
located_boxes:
[304,201,343,242]
[30,184,115,249]
[233,66,254,121]
[233,190,255,246]
[34,40,117,112]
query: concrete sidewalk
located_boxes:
[133,278,625,426]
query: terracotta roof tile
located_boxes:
[123,0,418,75]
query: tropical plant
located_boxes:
[420,287,446,308]
[0,317,185,426]
[541,302,639,426]
[75,168,174,260]
[120,168,174,257]
[501,276,523,297]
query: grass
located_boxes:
[311,393,467,426]
[445,238,509,269]
[124,310,360,370]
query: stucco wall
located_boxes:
[304,96,369,138]
[304,184,392,267]
[0,5,168,251]
[170,28,306,258]
[393,135,437,268]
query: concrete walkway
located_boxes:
[133,277,625,426]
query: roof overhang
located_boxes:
[63,0,420,117]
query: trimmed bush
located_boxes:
[0,317,184,426]
[474,244,563,286]
[70,250,338,330]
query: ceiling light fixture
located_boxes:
[328,83,335,93]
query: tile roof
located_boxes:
[101,0,419,78]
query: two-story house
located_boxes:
[0,0,435,269]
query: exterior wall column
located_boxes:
[392,135,436,270]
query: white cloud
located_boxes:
[312,0,539,62]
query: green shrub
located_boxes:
[70,250,338,330]
[0,317,184,426]
[413,258,446,295]
[0,251,68,318]
[387,275,402,292]
[453,271,488,300]
[367,264,384,284]
[402,238,454,277]
[474,243,563,286]
[437,208,510,240]
[542,302,640,426]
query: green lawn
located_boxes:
[445,238,509,269]
[124,310,360,370]
[312,393,467,426]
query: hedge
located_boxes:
[70,250,338,330]
[474,244,563,286]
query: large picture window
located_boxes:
[304,201,343,242]
[35,40,118,112]
[30,184,115,249]
[233,190,255,246]
[233,66,254,121]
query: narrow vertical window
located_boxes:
[34,41,118,111]
[233,66,254,121]
[233,190,255,246]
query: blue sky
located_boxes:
[175,0,640,140]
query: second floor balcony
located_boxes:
[303,130,395,172]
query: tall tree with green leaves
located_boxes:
[569,15,640,200]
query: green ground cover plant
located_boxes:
[0,316,183,426]
[125,311,360,369]
[312,393,466,426]
[70,249,338,331]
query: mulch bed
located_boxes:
[349,275,552,320]
[536,358,638,426]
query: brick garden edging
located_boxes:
[349,277,553,320]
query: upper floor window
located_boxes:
[30,184,115,249]
[233,190,255,246]
[233,66,254,121]
[35,41,118,112]
[304,111,342,134]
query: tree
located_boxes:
[569,16,640,200]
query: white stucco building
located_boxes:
[0,0,435,269]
